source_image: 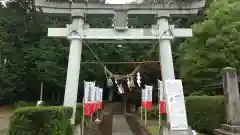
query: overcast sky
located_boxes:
[106,0,136,4]
[0,0,137,5]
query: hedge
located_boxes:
[138,96,226,134]
[11,101,104,125]
[8,106,73,135]
[186,96,225,134]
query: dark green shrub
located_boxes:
[186,96,226,134]
[8,106,73,135]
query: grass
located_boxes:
[146,125,159,135]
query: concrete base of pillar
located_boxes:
[73,124,81,135]
[214,124,240,135]
[161,126,196,135]
[171,130,191,135]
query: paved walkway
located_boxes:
[112,115,133,135]
[0,108,11,135]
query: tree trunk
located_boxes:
[57,91,60,104]
[0,49,3,67]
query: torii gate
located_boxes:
[35,0,205,134]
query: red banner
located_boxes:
[159,100,167,114]
[84,103,93,116]
[98,101,102,110]
[141,101,152,110]
[91,103,96,113]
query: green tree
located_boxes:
[177,0,240,95]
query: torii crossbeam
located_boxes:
[35,0,205,135]
[48,24,193,43]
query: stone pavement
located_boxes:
[112,115,133,135]
[0,108,11,135]
[0,117,9,132]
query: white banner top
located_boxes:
[145,85,153,102]
[95,87,99,102]
[91,86,96,103]
[99,88,103,102]
[158,80,164,100]
[141,88,146,102]
[84,81,95,103]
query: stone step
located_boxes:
[221,124,240,133]
[214,129,240,135]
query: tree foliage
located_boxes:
[177,0,240,94]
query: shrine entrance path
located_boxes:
[112,115,133,135]
[0,107,12,135]
[97,102,146,135]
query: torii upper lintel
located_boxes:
[35,0,205,15]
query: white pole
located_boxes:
[90,114,93,126]
[63,11,84,125]
[159,99,161,126]
[40,81,43,101]
[97,106,98,118]
[141,107,143,120]
[81,98,84,135]
[90,101,93,126]
[145,102,147,125]
[157,15,175,80]
[158,80,162,126]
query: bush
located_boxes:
[186,96,225,134]
[8,106,73,135]
[137,96,226,134]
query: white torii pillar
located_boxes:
[157,13,189,135]
[63,11,84,125]
[157,14,175,80]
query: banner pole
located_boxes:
[81,98,84,135]
[89,102,91,126]
[158,81,160,126]
[97,88,98,119]
[145,102,147,125]
[159,100,161,126]
[90,113,93,126]
[40,81,43,101]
